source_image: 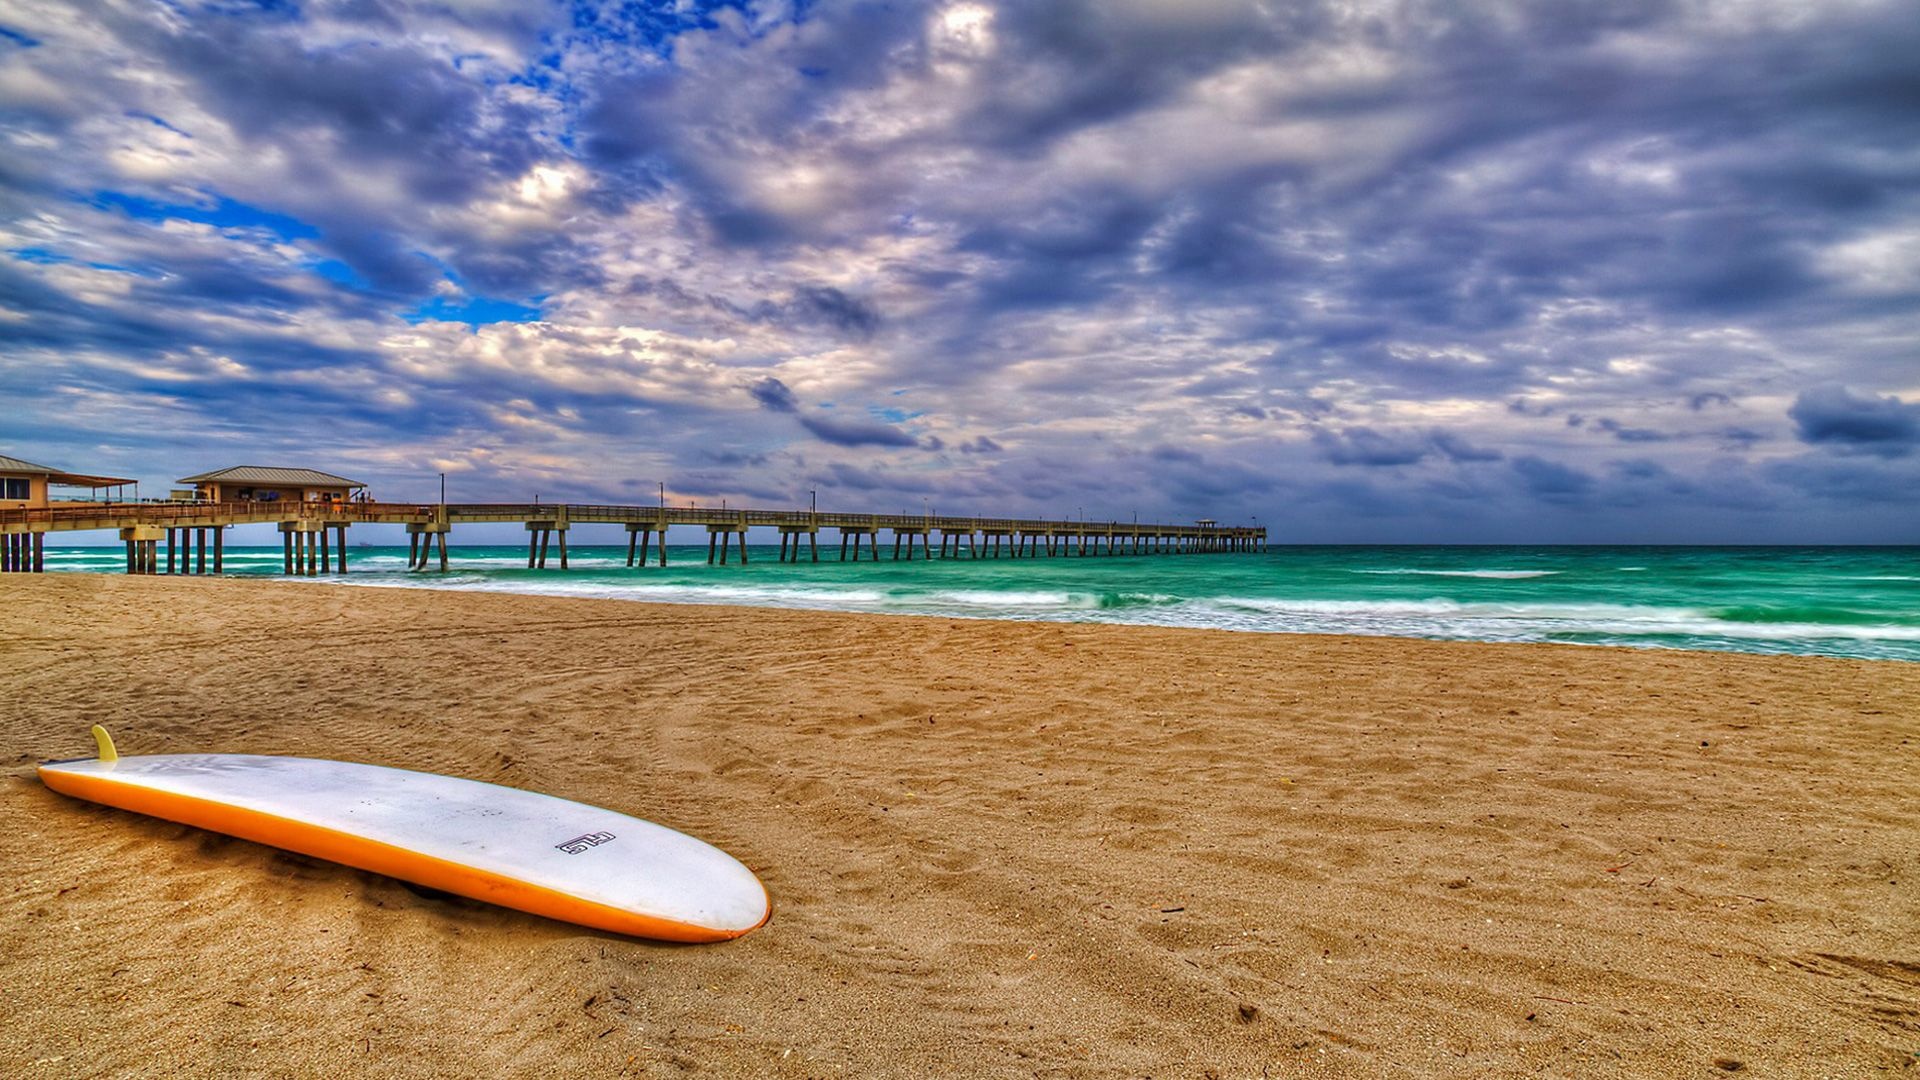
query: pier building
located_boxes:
[177,466,366,505]
[0,455,136,573]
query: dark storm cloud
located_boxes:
[749,376,918,448]
[1768,455,1920,505]
[748,376,800,413]
[1788,386,1920,456]
[800,414,921,449]
[1594,418,1669,443]
[1314,427,1508,467]
[1313,427,1429,467]
[790,285,881,338]
[1130,444,1275,505]
[967,0,1323,149]
[1511,456,1595,502]
[1430,432,1502,463]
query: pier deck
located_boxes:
[0,502,1265,574]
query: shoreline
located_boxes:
[4,574,1916,1076]
[18,553,1920,664]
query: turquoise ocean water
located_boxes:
[39,544,1920,662]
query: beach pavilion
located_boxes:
[177,466,366,505]
[0,453,136,509]
[1,453,136,572]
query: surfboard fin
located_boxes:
[91,725,119,764]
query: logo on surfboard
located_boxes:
[555,831,617,854]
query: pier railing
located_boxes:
[1,496,1263,575]
[1,500,1259,535]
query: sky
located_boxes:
[1,0,1916,544]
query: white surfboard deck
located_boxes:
[38,745,770,942]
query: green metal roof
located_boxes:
[0,453,134,486]
[0,454,59,474]
[177,466,364,488]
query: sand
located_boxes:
[1,573,1915,1078]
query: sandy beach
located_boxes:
[2,573,1915,1078]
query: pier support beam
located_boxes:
[525,520,567,570]
[892,528,929,561]
[119,526,164,575]
[280,521,339,576]
[838,527,878,562]
[706,525,749,565]
[938,529,976,559]
[408,522,449,571]
[777,525,820,563]
[626,521,670,567]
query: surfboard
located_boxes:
[37,727,770,943]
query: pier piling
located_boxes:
[406,522,447,571]
[777,525,819,563]
[623,519,669,567]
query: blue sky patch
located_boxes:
[89,190,320,242]
[308,258,371,289]
[403,294,545,329]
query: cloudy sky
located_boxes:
[2,0,1916,542]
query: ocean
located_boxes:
[37,544,1920,662]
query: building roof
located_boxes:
[0,453,135,487]
[0,454,58,475]
[177,466,365,488]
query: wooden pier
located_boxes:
[0,501,1265,575]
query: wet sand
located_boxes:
[2,573,1915,1077]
